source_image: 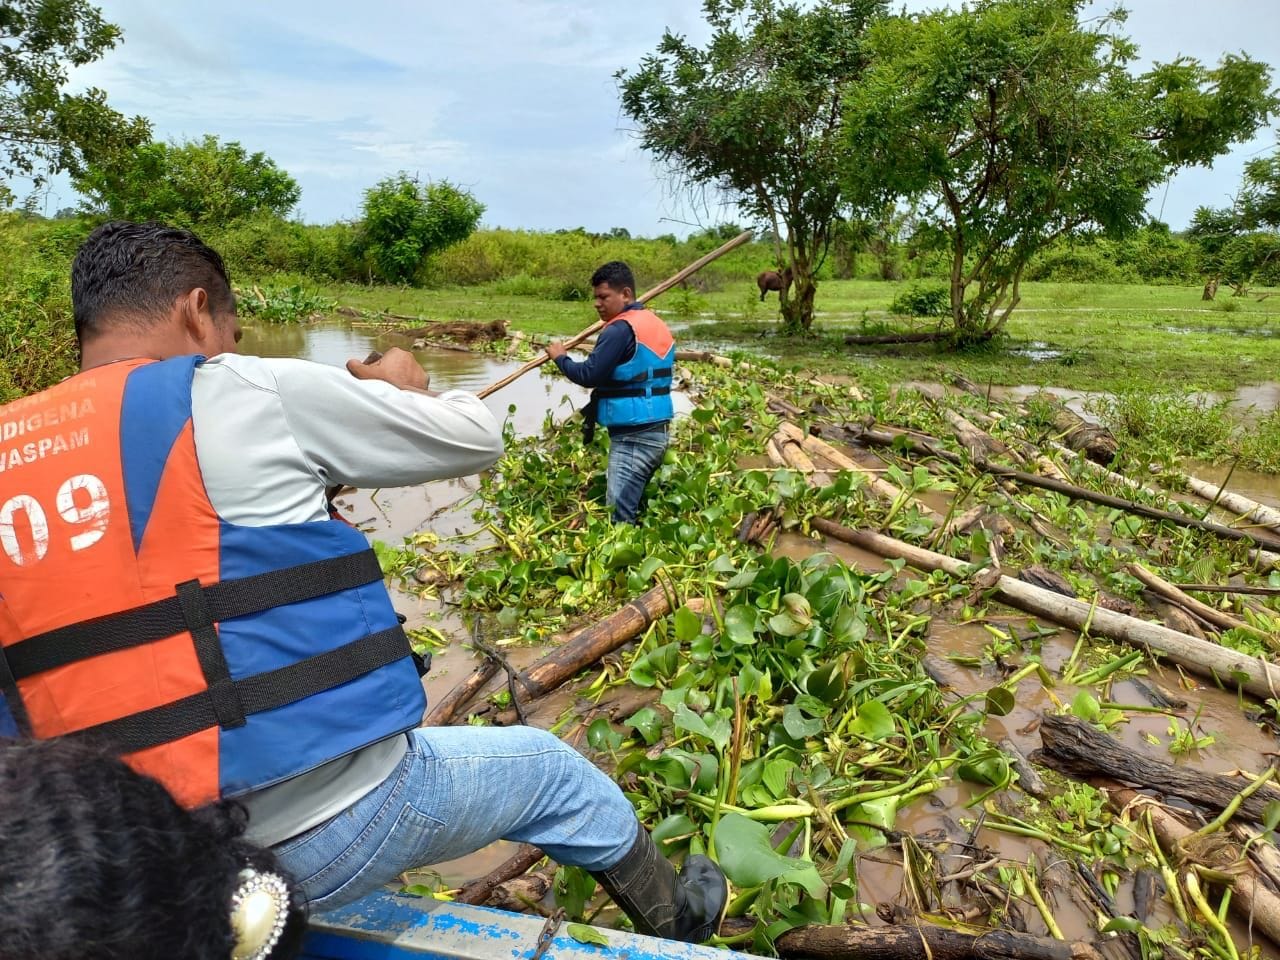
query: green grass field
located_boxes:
[319,277,1280,395]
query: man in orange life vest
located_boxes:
[0,223,726,941]
[546,261,675,524]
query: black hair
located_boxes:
[71,221,236,344]
[590,261,636,295]
[0,737,305,960]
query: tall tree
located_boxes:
[1190,135,1280,296]
[841,0,1276,342]
[0,0,149,205]
[75,135,301,225]
[618,0,886,332]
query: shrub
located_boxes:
[362,174,484,284]
[1025,246,1126,283]
[888,280,949,317]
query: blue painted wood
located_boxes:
[301,890,759,960]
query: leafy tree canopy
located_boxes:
[618,0,887,332]
[840,0,1275,340]
[74,135,301,225]
[1,0,150,205]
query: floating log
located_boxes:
[510,582,677,701]
[1048,407,1119,466]
[1035,714,1280,822]
[942,408,1023,465]
[779,422,942,525]
[1141,590,1209,640]
[1175,583,1280,596]
[423,656,502,726]
[768,921,1098,960]
[810,518,1280,700]
[1181,472,1280,532]
[456,844,546,905]
[675,349,733,368]
[854,426,1280,554]
[1107,785,1280,950]
[1128,562,1267,641]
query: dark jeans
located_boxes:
[606,426,669,524]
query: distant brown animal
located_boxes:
[756,267,794,301]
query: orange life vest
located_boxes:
[0,357,425,807]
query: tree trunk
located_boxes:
[1202,278,1219,300]
[781,266,817,332]
[456,844,546,905]
[1035,714,1280,821]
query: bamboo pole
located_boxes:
[510,582,676,701]
[1181,472,1280,532]
[423,657,501,726]
[1127,562,1268,641]
[856,426,1280,554]
[810,517,1280,700]
[477,229,753,399]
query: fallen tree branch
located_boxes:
[456,844,546,905]
[1128,562,1269,642]
[1034,714,1280,822]
[810,517,1280,700]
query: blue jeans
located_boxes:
[272,727,640,911]
[606,426,669,524]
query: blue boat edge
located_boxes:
[301,889,760,960]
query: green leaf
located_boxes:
[724,604,759,644]
[762,758,796,798]
[769,611,807,637]
[782,703,823,740]
[566,923,610,947]
[673,606,703,643]
[586,717,623,752]
[957,750,1010,788]
[399,883,435,897]
[1101,917,1145,934]
[850,700,895,740]
[985,686,1016,717]
[714,813,826,897]
[651,813,698,855]
[626,707,664,745]
[1265,801,1280,833]
[1071,690,1101,723]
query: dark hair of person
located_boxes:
[0,737,305,960]
[71,220,236,344]
[590,260,636,296]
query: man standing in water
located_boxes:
[0,222,725,942]
[546,261,676,524]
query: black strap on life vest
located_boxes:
[68,625,411,755]
[0,646,32,737]
[5,550,386,680]
[595,366,673,400]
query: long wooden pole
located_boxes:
[810,517,1280,700]
[477,229,754,399]
[856,425,1280,553]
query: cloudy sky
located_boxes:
[31,0,1280,234]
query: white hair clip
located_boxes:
[230,868,290,960]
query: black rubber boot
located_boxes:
[591,826,728,943]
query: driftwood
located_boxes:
[509,582,676,701]
[1175,583,1280,596]
[484,870,553,912]
[1128,562,1266,641]
[1035,714,1280,822]
[810,517,1280,700]
[455,844,546,905]
[778,422,943,525]
[1181,471,1280,532]
[402,319,507,342]
[674,349,733,367]
[942,408,1023,465]
[424,656,501,726]
[1048,407,1118,466]
[768,921,1098,960]
[1107,785,1280,950]
[854,425,1280,554]
[1142,591,1209,640]
[999,737,1049,798]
